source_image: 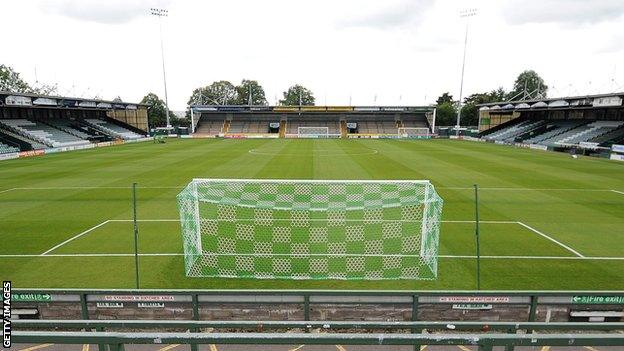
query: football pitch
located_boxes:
[1,138,623,290]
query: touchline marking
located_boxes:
[517,222,584,258]
[612,189,624,195]
[41,220,110,256]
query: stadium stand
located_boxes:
[190,106,434,137]
[45,119,93,140]
[0,119,90,147]
[0,140,19,154]
[591,124,624,146]
[483,119,546,142]
[521,120,587,145]
[554,120,624,145]
[478,93,624,152]
[195,116,225,135]
[0,128,47,150]
[84,119,143,140]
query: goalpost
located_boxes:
[298,126,330,138]
[398,127,431,139]
[177,179,444,280]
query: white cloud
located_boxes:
[337,0,435,29]
[502,0,624,25]
[38,0,171,24]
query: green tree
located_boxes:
[507,70,548,100]
[460,88,507,126]
[140,92,175,128]
[187,80,238,106]
[235,79,267,105]
[0,64,34,93]
[436,102,457,127]
[436,92,454,105]
[279,85,315,106]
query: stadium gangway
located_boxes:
[12,330,624,351]
[13,320,624,351]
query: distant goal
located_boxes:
[398,127,431,139]
[298,126,329,138]
[177,179,444,280]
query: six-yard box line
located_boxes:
[0,186,622,261]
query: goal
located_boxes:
[177,179,444,280]
[398,127,431,139]
[298,126,329,138]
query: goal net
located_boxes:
[398,127,431,138]
[177,179,443,280]
[298,126,329,138]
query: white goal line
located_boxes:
[2,186,623,193]
[2,253,623,260]
[38,218,585,259]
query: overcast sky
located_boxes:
[2,0,624,109]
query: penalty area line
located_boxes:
[612,189,624,196]
[1,253,623,260]
[40,220,110,256]
[517,222,584,258]
[0,188,17,194]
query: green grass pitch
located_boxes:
[1,138,623,290]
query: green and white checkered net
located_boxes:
[177,179,443,280]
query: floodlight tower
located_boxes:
[150,8,171,128]
[455,8,477,137]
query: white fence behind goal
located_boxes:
[398,127,431,138]
[177,179,444,280]
[298,126,330,138]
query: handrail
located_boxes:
[13,319,624,331]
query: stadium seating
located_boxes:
[483,119,546,142]
[0,119,90,147]
[521,120,587,145]
[195,117,225,135]
[46,119,93,140]
[554,121,624,145]
[84,119,143,140]
[0,128,47,150]
[590,124,624,146]
[0,141,19,154]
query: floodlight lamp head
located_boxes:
[460,8,478,18]
[150,8,168,17]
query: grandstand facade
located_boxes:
[190,105,435,138]
[0,91,148,156]
[478,92,624,152]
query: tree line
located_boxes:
[434,70,548,127]
[185,80,315,107]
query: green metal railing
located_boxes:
[11,289,624,351]
[12,331,624,351]
[11,288,624,327]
